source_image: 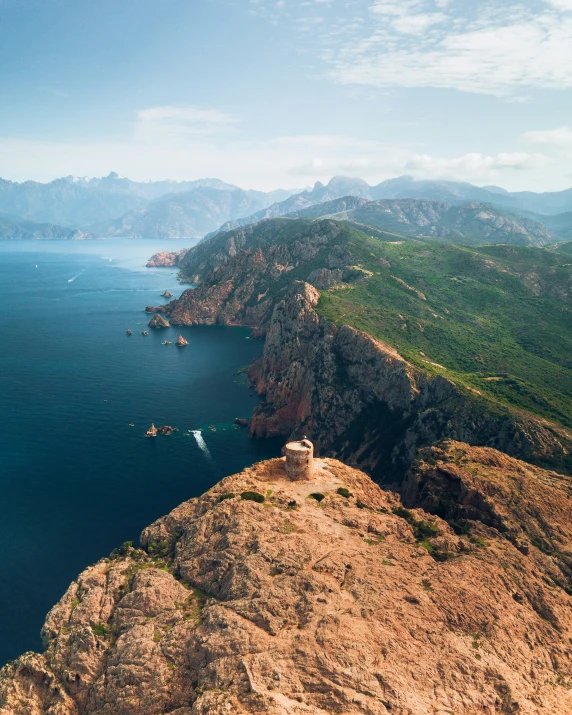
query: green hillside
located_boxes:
[178,217,572,431]
[552,240,572,256]
[316,233,572,429]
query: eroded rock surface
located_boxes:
[248,282,572,481]
[2,447,572,714]
[148,313,170,329]
[146,250,188,268]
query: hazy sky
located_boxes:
[1,0,572,190]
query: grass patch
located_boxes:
[180,588,208,625]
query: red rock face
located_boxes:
[247,282,572,482]
[162,220,345,333]
[2,447,572,713]
[154,224,571,481]
[146,250,187,268]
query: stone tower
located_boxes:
[283,439,314,481]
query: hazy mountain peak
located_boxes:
[482,184,510,195]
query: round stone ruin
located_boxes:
[283,439,314,481]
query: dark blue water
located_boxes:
[0,240,281,666]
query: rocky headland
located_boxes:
[146,250,188,268]
[246,281,572,482]
[2,441,572,714]
[153,220,572,481]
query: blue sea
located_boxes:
[0,239,282,666]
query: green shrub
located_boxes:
[92,624,109,638]
[418,540,435,555]
[469,536,487,548]
[218,492,235,502]
[392,507,413,520]
[413,521,438,540]
[110,541,135,559]
[241,491,265,503]
[449,519,471,535]
[309,493,325,502]
[148,540,170,558]
[336,487,353,498]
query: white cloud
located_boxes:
[134,106,239,141]
[0,117,557,191]
[390,12,447,34]
[404,151,551,177]
[521,126,572,147]
[243,1,568,97]
[545,0,572,9]
[330,2,572,97]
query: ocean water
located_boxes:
[0,239,282,666]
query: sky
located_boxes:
[1,0,572,191]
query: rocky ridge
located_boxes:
[2,443,572,714]
[167,219,349,333]
[158,219,572,480]
[289,198,557,248]
[246,281,572,481]
[0,212,92,241]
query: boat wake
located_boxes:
[67,269,86,283]
[191,430,215,463]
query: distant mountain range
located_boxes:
[0,173,296,240]
[90,186,300,240]
[2,172,572,244]
[285,197,556,247]
[0,211,91,240]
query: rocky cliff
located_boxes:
[2,444,572,714]
[146,250,188,268]
[160,219,572,480]
[247,282,571,482]
[166,219,349,333]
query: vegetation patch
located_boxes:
[336,487,353,498]
[110,541,135,559]
[309,493,325,502]
[92,623,111,639]
[218,492,235,502]
[392,506,455,561]
[180,588,208,625]
[316,235,572,433]
[280,521,298,534]
[241,491,265,503]
[147,540,170,558]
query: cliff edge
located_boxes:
[2,443,572,714]
[158,219,572,479]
